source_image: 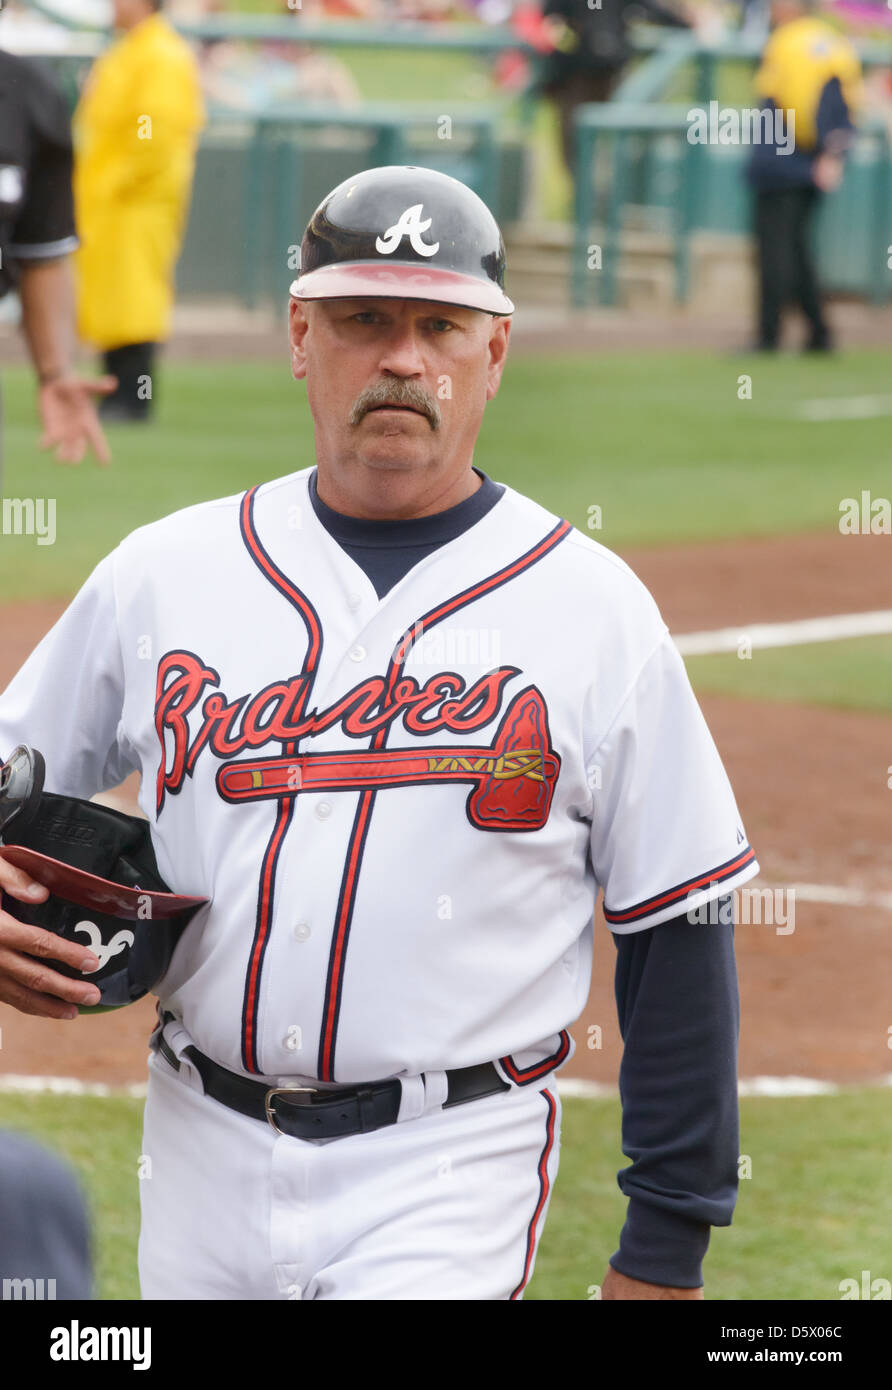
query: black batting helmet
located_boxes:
[290,165,514,315]
[0,746,207,1012]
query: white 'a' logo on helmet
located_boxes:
[375,204,439,258]
[74,920,135,970]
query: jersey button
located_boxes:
[346,593,361,612]
[315,801,332,820]
[348,644,366,662]
[293,922,311,942]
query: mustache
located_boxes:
[349,380,441,430]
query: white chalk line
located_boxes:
[735,880,892,914]
[0,1075,147,1098]
[559,1076,892,1101]
[675,609,892,656]
[1,1073,890,1101]
[781,882,892,913]
[795,395,892,421]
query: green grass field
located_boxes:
[1,348,890,598]
[685,637,892,715]
[0,1088,887,1300]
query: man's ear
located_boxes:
[289,298,311,381]
[485,315,511,401]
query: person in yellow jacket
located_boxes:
[73,0,205,420]
[746,0,861,352]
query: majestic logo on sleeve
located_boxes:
[154,652,559,832]
[375,204,439,258]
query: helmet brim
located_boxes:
[290,261,514,316]
[0,845,208,921]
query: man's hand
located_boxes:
[38,373,117,467]
[0,856,102,1018]
[812,153,844,194]
[600,1265,704,1300]
[18,258,116,466]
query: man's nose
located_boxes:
[376,322,426,378]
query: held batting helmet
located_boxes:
[290,165,514,316]
[0,746,207,1013]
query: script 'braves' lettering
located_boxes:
[154,649,521,810]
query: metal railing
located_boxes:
[573,28,891,307]
[572,103,892,308]
[573,104,697,307]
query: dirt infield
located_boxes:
[0,529,888,1087]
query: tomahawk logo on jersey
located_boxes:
[155,651,558,832]
[0,468,759,1088]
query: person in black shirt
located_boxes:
[0,49,114,477]
[541,0,693,174]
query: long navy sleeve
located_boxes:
[610,895,740,1287]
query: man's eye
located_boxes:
[430,319,454,333]
[352,312,380,324]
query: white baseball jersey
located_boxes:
[0,467,759,1085]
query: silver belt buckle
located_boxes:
[265,1085,318,1135]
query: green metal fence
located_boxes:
[573,25,892,309]
[572,104,891,308]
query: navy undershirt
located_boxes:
[309,466,505,599]
[309,467,739,1288]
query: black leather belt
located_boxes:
[154,1022,511,1141]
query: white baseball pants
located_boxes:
[137,1050,561,1300]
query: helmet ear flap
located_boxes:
[0,745,46,836]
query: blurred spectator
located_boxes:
[539,0,693,174]
[0,48,113,478]
[493,2,556,93]
[746,0,861,351]
[0,1129,93,1300]
[830,0,892,34]
[72,0,205,422]
[201,40,360,110]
